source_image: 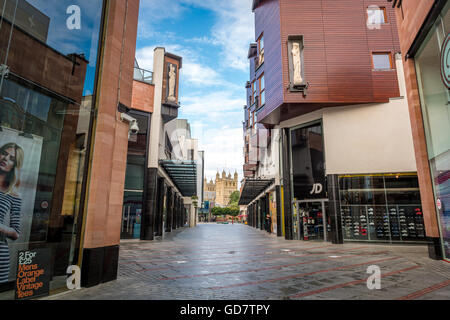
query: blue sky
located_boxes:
[135,0,255,182]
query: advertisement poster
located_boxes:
[269,192,277,234]
[0,127,43,283]
[14,248,51,300]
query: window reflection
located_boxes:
[0,0,104,296]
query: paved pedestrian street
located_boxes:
[47,224,450,300]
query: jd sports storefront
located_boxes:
[290,122,330,242]
[288,121,427,245]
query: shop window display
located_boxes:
[339,174,425,242]
[0,0,104,298]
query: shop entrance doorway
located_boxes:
[293,200,330,241]
[121,191,143,239]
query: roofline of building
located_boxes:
[252,0,262,11]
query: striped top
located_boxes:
[0,191,21,242]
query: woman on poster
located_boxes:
[0,143,23,283]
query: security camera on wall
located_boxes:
[120,112,139,138]
[130,119,139,134]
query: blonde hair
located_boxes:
[0,143,24,195]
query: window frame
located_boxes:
[367,6,388,25]
[258,73,265,108]
[371,52,393,70]
[251,80,256,105]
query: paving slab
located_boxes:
[45,223,450,300]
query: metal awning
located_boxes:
[238,178,275,205]
[160,160,197,197]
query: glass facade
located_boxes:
[415,2,450,260]
[290,122,326,200]
[339,174,425,242]
[121,111,150,240]
[0,0,104,298]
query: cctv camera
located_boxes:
[130,120,139,134]
[120,112,139,137]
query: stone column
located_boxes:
[81,0,140,288]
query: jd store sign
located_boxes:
[441,33,450,89]
[293,177,327,200]
[305,179,327,199]
[310,183,324,195]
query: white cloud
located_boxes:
[135,45,238,88]
[181,0,255,71]
[182,62,224,86]
[139,0,187,22]
[181,90,245,118]
[135,0,253,181]
[191,124,244,182]
[189,36,220,46]
[138,0,254,72]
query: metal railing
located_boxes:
[134,67,153,84]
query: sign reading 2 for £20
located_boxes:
[441,33,450,89]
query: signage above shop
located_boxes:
[440,33,450,89]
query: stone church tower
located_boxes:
[203,170,239,207]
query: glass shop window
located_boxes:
[339,174,425,243]
[0,0,105,298]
